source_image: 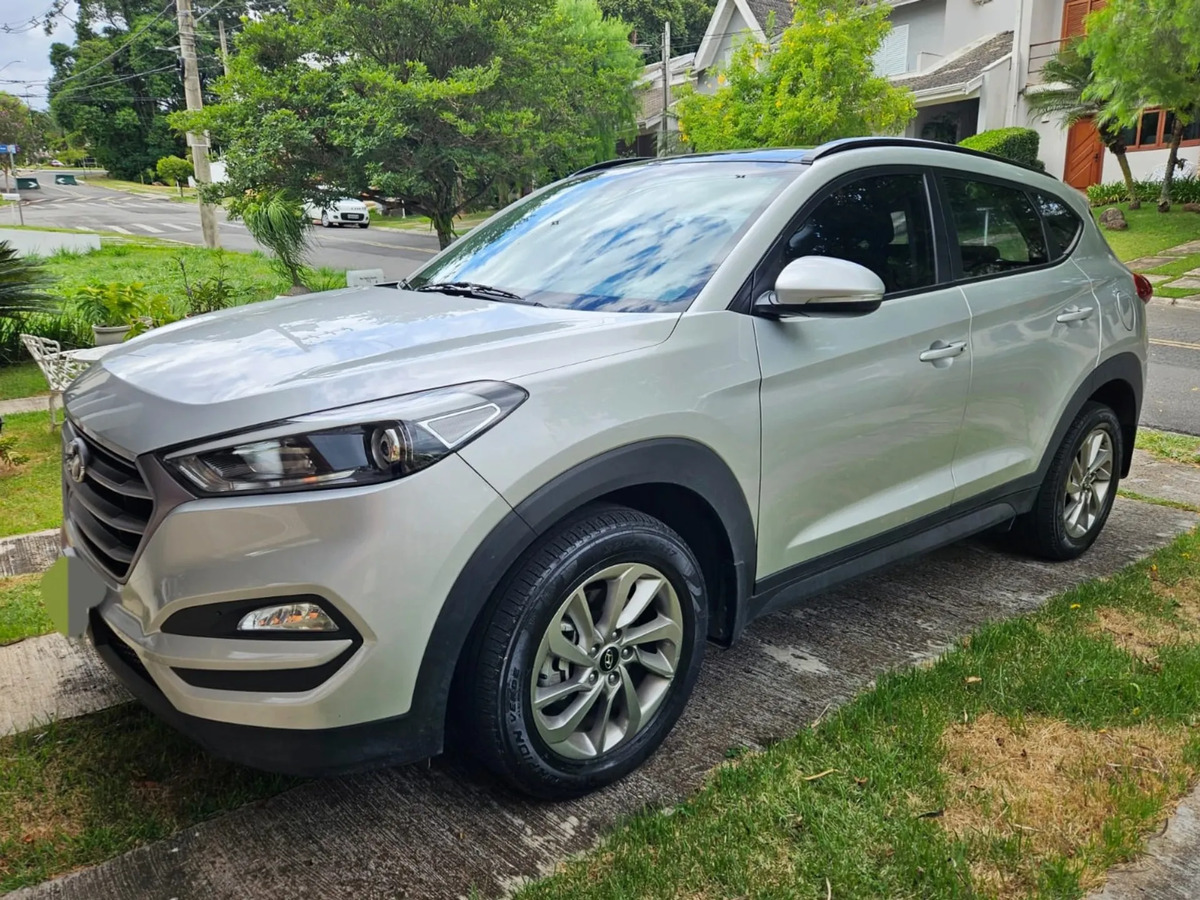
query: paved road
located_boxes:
[10,171,1200,435]
[10,171,440,280]
[1145,300,1200,436]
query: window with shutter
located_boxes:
[874,24,909,76]
[1061,0,1106,39]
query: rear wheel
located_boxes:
[1014,401,1122,560]
[464,505,707,798]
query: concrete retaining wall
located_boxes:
[0,228,101,257]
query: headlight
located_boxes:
[164,381,526,495]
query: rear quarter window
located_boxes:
[1032,191,1084,262]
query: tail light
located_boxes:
[1133,273,1153,303]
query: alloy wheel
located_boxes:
[530,562,684,760]
[1063,426,1114,539]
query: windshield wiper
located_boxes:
[414,281,543,306]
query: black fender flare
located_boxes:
[411,438,756,750]
[1036,351,1143,482]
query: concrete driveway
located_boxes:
[15,490,1197,900]
[10,171,440,281]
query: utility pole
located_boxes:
[659,21,671,157]
[177,0,221,248]
[217,18,230,78]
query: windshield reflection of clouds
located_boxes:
[415,163,792,312]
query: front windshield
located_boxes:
[407,161,795,312]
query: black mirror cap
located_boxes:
[752,291,882,319]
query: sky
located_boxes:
[0,1,78,109]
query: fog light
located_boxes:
[237,601,339,632]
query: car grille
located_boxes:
[343,213,363,220]
[63,423,153,581]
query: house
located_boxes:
[688,0,1197,190]
[631,52,696,157]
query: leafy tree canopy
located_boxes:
[0,94,55,165]
[1083,0,1200,208]
[675,0,914,151]
[596,0,715,62]
[182,0,642,247]
[47,0,268,179]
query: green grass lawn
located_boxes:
[0,363,48,400]
[370,209,493,234]
[0,412,61,538]
[40,240,293,306]
[520,527,1200,900]
[1137,429,1200,466]
[0,704,299,893]
[1095,207,1200,262]
[0,574,53,645]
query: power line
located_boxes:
[18,0,176,87]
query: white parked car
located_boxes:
[303,195,371,229]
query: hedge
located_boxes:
[959,127,1044,170]
[1085,178,1200,206]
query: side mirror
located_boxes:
[754,256,886,318]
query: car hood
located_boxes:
[65,286,680,455]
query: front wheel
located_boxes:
[464,505,707,798]
[320,212,331,228]
[358,223,369,229]
[1014,401,1123,560]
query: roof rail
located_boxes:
[570,156,654,177]
[801,137,1057,179]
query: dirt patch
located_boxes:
[940,713,1191,897]
[1089,608,1176,660]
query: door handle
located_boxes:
[1056,305,1095,323]
[919,340,966,362]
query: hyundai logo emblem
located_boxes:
[599,646,619,672]
[65,438,89,484]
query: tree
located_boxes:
[182,0,641,248]
[236,190,312,293]
[0,94,52,166]
[1025,44,1140,209]
[155,155,194,198]
[674,0,914,152]
[1084,0,1200,211]
[46,0,260,179]
[596,0,715,62]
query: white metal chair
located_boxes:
[20,334,92,427]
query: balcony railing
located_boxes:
[1026,38,1064,87]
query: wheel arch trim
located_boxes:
[411,438,756,749]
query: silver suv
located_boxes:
[49,138,1149,798]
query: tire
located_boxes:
[320,212,331,228]
[463,504,707,798]
[1014,401,1123,561]
[358,223,369,229]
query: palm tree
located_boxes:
[1027,44,1140,209]
[236,190,313,293]
[0,240,54,321]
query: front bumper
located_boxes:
[78,450,512,771]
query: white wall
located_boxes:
[697,5,756,93]
[977,58,1012,130]
[889,0,947,73]
[1028,113,1069,180]
[1101,146,1200,182]
[943,0,1018,50]
[0,228,101,257]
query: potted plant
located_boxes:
[73,282,173,345]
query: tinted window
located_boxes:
[944,177,1048,278]
[407,162,793,313]
[1139,109,1161,146]
[781,173,936,294]
[1033,191,1083,261]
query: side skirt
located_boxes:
[746,483,1038,624]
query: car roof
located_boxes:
[577,137,1055,180]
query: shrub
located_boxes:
[959,127,1044,170]
[0,312,90,365]
[1086,178,1200,206]
[155,155,194,198]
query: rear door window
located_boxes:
[942,177,1049,279]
